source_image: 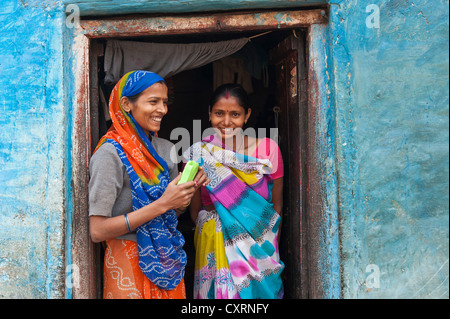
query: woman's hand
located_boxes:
[173,167,210,216]
[90,174,199,243]
[159,173,197,211]
[193,166,210,190]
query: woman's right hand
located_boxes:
[159,173,196,211]
[90,174,196,243]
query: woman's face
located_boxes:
[209,96,251,139]
[121,82,168,135]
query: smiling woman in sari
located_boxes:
[185,84,284,299]
[88,70,209,299]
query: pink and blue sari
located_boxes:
[185,134,284,299]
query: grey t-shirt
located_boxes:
[89,136,179,242]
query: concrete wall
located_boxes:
[329,0,449,298]
[0,0,66,298]
[0,0,448,298]
[66,0,326,16]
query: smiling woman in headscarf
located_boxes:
[88,70,209,299]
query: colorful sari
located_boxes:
[185,135,284,299]
[94,70,186,297]
[103,239,186,299]
[193,209,239,298]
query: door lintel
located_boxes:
[80,9,328,38]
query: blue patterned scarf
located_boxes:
[96,70,186,290]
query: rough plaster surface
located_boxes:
[0,0,66,298]
[330,0,449,298]
[65,0,327,16]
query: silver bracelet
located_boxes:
[124,214,132,232]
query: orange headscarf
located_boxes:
[95,70,167,185]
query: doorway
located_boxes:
[90,29,306,299]
[69,8,329,299]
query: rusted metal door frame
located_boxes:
[80,10,328,38]
[66,8,329,299]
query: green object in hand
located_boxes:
[178,161,199,184]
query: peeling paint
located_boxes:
[80,10,327,38]
[64,0,327,16]
[274,12,293,27]
[0,0,66,298]
[330,0,449,299]
[307,21,341,299]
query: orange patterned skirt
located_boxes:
[103,239,186,299]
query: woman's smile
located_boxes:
[219,127,237,135]
[149,116,163,124]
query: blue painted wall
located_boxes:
[329,0,449,298]
[0,0,447,298]
[65,0,327,16]
[0,0,66,298]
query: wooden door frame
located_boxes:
[65,8,335,299]
[269,37,307,298]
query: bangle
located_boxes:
[124,214,132,232]
[183,200,191,208]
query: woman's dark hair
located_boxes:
[210,83,250,113]
[125,80,166,103]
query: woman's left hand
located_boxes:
[174,167,209,216]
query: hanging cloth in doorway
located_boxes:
[104,38,250,84]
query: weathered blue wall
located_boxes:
[66,0,327,16]
[329,0,449,298]
[0,0,448,298]
[0,0,66,298]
